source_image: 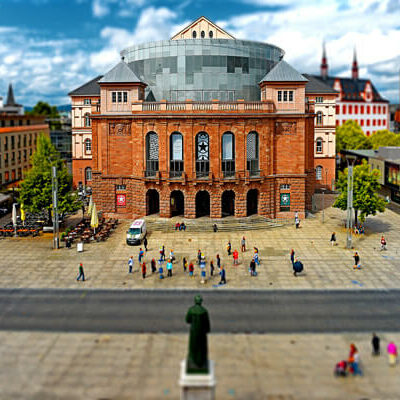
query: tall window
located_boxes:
[146,132,159,177]
[84,113,91,127]
[222,132,235,178]
[316,111,323,126]
[315,97,324,103]
[85,167,92,182]
[246,131,259,176]
[170,132,184,178]
[84,99,91,105]
[316,166,322,180]
[192,31,197,38]
[196,132,209,178]
[84,138,92,153]
[316,138,323,153]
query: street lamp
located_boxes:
[346,154,357,249]
[321,187,326,224]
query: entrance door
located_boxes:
[196,191,210,218]
[247,189,258,216]
[170,190,184,216]
[146,189,160,215]
[221,190,235,217]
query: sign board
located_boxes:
[280,193,290,212]
[116,194,126,207]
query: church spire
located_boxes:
[352,47,359,80]
[5,83,16,106]
[320,41,328,79]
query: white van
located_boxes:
[126,219,147,245]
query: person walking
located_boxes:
[166,259,173,277]
[219,265,226,285]
[250,259,256,276]
[210,260,215,276]
[380,235,387,251]
[77,263,85,281]
[330,232,336,246]
[141,262,146,279]
[160,245,166,261]
[227,241,232,256]
[293,258,303,277]
[169,249,175,263]
[353,252,361,269]
[151,258,157,274]
[387,341,398,367]
[233,249,239,265]
[197,250,202,265]
[254,251,260,266]
[183,257,188,273]
[128,256,134,273]
[241,236,246,252]
[138,248,144,263]
[216,254,221,270]
[348,344,362,375]
[213,224,218,232]
[158,261,164,279]
[188,262,194,277]
[295,213,300,229]
[143,236,148,252]
[372,333,380,356]
[290,249,295,266]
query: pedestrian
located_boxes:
[158,261,164,279]
[210,260,215,276]
[295,216,300,229]
[372,333,380,356]
[213,224,218,232]
[380,235,387,251]
[179,222,186,231]
[387,341,398,367]
[183,257,188,273]
[141,262,146,279]
[227,241,231,256]
[233,249,239,265]
[66,238,72,249]
[219,265,226,285]
[293,258,303,277]
[161,245,166,261]
[200,263,206,283]
[241,236,246,252]
[250,259,256,276]
[143,236,148,251]
[348,344,362,376]
[290,249,295,266]
[169,249,175,263]
[197,250,202,265]
[189,262,194,277]
[175,222,180,231]
[77,263,85,281]
[128,256,134,273]
[138,248,144,263]
[353,252,361,269]
[254,251,260,266]
[330,232,336,246]
[159,246,164,260]
[216,254,221,269]
[151,258,157,273]
[166,259,173,277]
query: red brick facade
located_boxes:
[72,158,93,188]
[90,112,315,220]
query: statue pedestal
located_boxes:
[179,360,216,400]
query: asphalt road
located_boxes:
[0,289,399,334]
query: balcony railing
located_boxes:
[133,100,275,114]
[145,160,159,177]
[196,160,210,178]
[247,160,260,177]
[169,160,184,178]
[222,160,235,178]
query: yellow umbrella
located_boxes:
[87,195,93,216]
[21,205,26,225]
[90,203,99,233]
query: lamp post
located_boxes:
[346,155,357,249]
[51,165,59,249]
[321,188,326,224]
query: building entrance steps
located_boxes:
[144,215,287,232]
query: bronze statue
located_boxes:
[186,294,210,373]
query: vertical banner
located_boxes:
[116,194,126,207]
[172,134,183,160]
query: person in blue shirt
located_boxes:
[219,266,226,285]
[166,259,173,277]
[138,248,144,263]
[158,262,164,279]
[128,256,133,273]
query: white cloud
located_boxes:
[91,0,148,18]
[92,0,109,17]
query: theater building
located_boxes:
[70,17,316,219]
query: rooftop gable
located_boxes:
[260,60,308,83]
[98,61,144,84]
[68,75,103,96]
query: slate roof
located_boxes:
[68,75,103,96]
[303,74,338,94]
[260,60,308,83]
[309,74,388,103]
[98,61,143,84]
[344,147,400,164]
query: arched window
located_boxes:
[316,138,323,154]
[201,30,205,38]
[209,31,213,38]
[247,131,259,176]
[85,167,92,182]
[84,138,92,153]
[195,132,209,178]
[170,132,184,178]
[145,132,159,177]
[316,166,322,180]
[84,113,91,127]
[192,31,197,38]
[222,132,235,178]
[316,111,323,126]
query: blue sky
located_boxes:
[0,0,399,106]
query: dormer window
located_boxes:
[277,90,294,102]
[112,91,128,103]
[192,31,197,38]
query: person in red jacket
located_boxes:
[189,262,194,277]
[141,262,146,279]
[233,249,239,265]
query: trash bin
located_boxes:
[77,242,84,252]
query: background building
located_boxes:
[0,84,24,115]
[70,17,316,220]
[312,46,389,136]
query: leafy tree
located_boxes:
[19,134,80,223]
[26,101,61,130]
[333,159,386,225]
[336,120,371,153]
[369,129,400,149]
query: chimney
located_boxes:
[320,42,328,79]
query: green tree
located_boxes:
[19,134,80,223]
[26,101,61,130]
[368,129,400,149]
[336,120,372,153]
[333,159,386,225]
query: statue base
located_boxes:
[179,360,216,400]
